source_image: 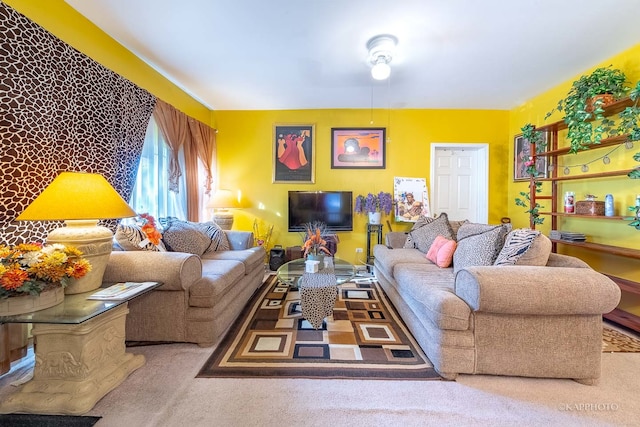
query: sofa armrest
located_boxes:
[455,266,621,315]
[385,232,408,249]
[104,251,202,292]
[545,252,590,268]
[224,230,254,250]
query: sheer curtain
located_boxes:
[129,115,187,220]
[131,101,218,223]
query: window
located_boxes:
[129,116,187,220]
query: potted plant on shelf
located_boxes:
[354,191,393,224]
[546,65,630,153]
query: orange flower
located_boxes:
[1,268,29,291]
[139,213,163,245]
[303,226,330,256]
[66,258,92,279]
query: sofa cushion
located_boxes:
[426,235,457,268]
[404,213,455,253]
[453,223,510,274]
[198,222,231,252]
[373,245,432,280]
[201,246,265,274]
[449,219,469,239]
[161,220,212,255]
[115,224,166,252]
[394,263,471,331]
[190,260,246,307]
[494,229,551,266]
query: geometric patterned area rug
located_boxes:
[602,327,640,352]
[197,275,440,380]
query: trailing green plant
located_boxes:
[521,123,547,154]
[618,80,640,142]
[514,124,547,225]
[545,66,630,153]
[515,180,545,225]
[627,151,640,230]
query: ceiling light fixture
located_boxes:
[367,34,397,81]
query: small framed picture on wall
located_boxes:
[330,127,386,169]
[513,133,548,181]
[273,124,315,183]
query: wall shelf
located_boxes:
[550,239,640,259]
[528,95,640,332]
[541,212,634,221]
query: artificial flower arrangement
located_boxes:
[302,222,331,257]
[354,191,393,215]
[138,213,163,246]
[0,243,91,298]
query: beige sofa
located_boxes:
[104,231,265,347]
[373,220,621,384]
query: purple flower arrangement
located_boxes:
[354,192,393,215]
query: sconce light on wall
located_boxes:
[367,34,398,81]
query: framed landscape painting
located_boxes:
[273,124,315,183]
[513,133,548,181]
[330,127,386,169]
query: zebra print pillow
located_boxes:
[494,229,550,266]
[115,224,166,252]
[197,222,230,252]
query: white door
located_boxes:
[430,143,488,223]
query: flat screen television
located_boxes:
[288,191,353,232]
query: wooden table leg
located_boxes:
[0,323,9,375]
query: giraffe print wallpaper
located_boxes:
[0,2,156,246]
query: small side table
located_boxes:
[366,223,383,264]
[0,282,160,415]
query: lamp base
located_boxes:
[213,212,234,230]
[47,220,114,294]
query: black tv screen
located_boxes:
[288,191,353,232]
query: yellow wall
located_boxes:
[7,1,639,315]
[5,0,210,123]
[214,109,509,263]
[508,43,640,316]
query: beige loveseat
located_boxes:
[373,216,621,384]
[104,230,265,347]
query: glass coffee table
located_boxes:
[276,257,356,287]
[276,258,355,329]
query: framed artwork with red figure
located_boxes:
[273,124,315,183]
[330,127,386,169]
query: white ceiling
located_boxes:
[65,0,640,111]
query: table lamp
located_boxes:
[207,189,240,230]
[16,171,137,294]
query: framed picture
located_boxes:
[273,124,315,183]
[330,127,386,169]
[514,133,548,181]
[393,177,431,222]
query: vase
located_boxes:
[306,253,325,270]
[0,286,64,317]
[368,212,381,225]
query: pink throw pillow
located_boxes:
[425,235,457,268]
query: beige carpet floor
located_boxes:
[1,322,639,426]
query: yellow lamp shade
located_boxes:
[206,189,240,209]
[16,171,136,221]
